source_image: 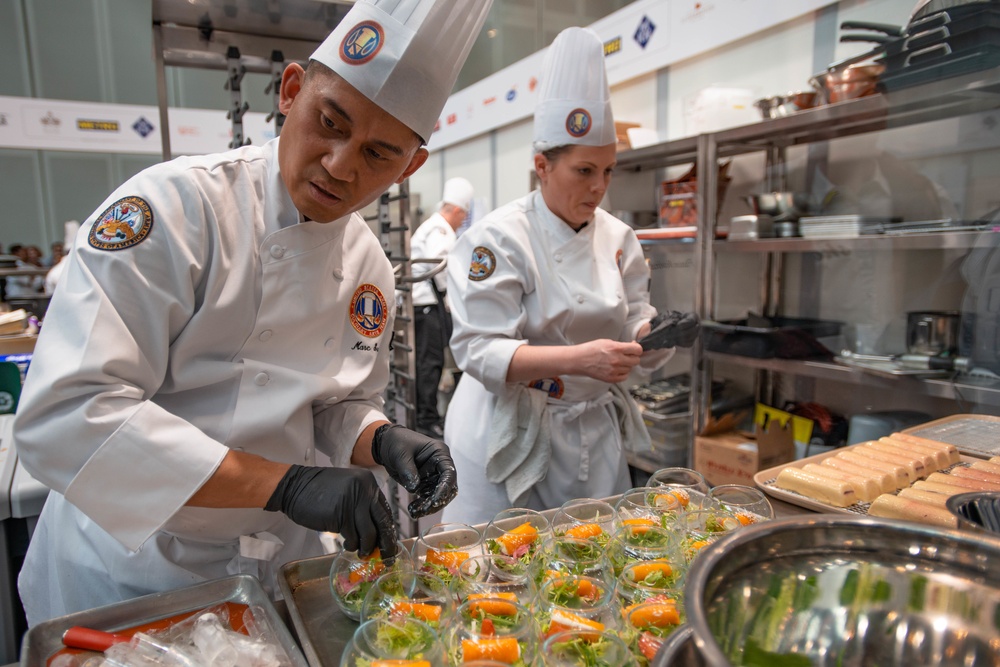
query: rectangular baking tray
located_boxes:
[753,443,979,516]
[21,574,308,667]
[903,413,1000,459]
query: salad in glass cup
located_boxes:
[445,596,538,666]
[484,508,552,576]
[648,467,712,510]
[339,616,446,667]
[529,536,615,591]
[450,553,538,608]
[617,560,683,607]
[360,569,455,629]
[535,574,621,645]
[622,598,684,666]
[707,484,775,525]
[614,487,683,533]
[539,629,636,667]
[606,523,682,579]
[412,522,484,588]
[551,498,618,547]
[330,542,411,622]
[678,507,742,563]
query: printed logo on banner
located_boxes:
[40,112,61,134]
[132,117,155,138]
[506,88,517,102]
[447,113,457,125]
[529,77,538,93]
[0,113,8,127]
[634,15,656,49]
[433,120,441,133]
[77,119,119,132]
[178,126,199,136]
[604,36,623,56]
[483,96,496,106]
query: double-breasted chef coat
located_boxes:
[442,190,671,526]
[14,138,396,625]
[410,212,456,307]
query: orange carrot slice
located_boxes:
[564,523,603,539]
[389,601,442,623]
[461,637,521,663]
[424,548,469,569]
[625,560,673,582]
[495,522,539,555]
[467,592,518,616]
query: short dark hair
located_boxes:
[541,144,575,164]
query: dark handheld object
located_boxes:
[372,423,459,518]
[265,465,398,559]
[639,311,701,351]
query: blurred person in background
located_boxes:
[5,243,44,298]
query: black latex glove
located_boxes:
[372,424,459,518]
[265,465,398,559]
[639,310,701,350]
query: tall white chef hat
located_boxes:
[310,0,494,143]
[441,177,474,212]
[533,27,616,154]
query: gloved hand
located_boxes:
[265,465,398,559]
[372,424,459,518]
[638,310,701,350]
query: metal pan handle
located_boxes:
[904,42,952,68]
[903,25,950,52]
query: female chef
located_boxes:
[442,27,699,526]
[13,0,491,624]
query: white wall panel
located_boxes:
[611,72,658,136]
[494,118,534,209]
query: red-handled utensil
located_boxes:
[62,626,130,652]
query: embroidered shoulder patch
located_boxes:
[89,196,154,251]
[350,283,388,338]
[530,377,564,400]
[468,246,496,281]
[566,108,592,138]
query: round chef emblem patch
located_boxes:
[530,377,564,400]
[350,283,388,338]
[615,249,624,273]
[341,21,384,65]
[566,108,592,138]
[89,196,153,251]
[469,246,496,281]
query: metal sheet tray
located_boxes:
[21,574,308,667]
[904,413,1000,459]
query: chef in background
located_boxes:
[410,177,473,437]
[14,0,492,624]
[442,27,699,525]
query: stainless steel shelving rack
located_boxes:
[616,66,1000,454]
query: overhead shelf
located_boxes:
[716,230,998,253]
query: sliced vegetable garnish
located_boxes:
[494,522,539,555]
[461,636,521,663]
[627,603,681,628]
[424,549,469,569]
[565,523,604,540]
[389,601,442,623]
[467,593,519,617]
[626,560,673,582]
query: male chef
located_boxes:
[14,0,492,624]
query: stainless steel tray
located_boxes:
[21,574,308,667]
[278,552,356,667]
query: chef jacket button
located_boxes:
[616,291,622,300]
[259,330,273,342]
[325,338,336,349]
[254,372,269,386]
[576,295,585,303]
[270,245,285,259]
[554,253,563,262]
[332,269,344,281]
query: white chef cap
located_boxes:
[311,0,494,143]
[533,27,616,154]
[441,177,474,212]
[64,220,81,249]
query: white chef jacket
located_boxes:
[14,137,396,624]
[441,190,670,525]
[409,212,456,307]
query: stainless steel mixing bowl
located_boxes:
[684,515,1000,667]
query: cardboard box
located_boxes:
[0,334,36,355]
[694,424,795,487]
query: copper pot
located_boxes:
[810,63,885,104]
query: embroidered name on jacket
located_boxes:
[350,283,388,339]
[89,196,154,251]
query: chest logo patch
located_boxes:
[615,249,624,273]
[530,377,564,400]
[89,196,153,251]
[468,246,496,281]
[566,108,592,138]
[350,283,388,338]
[341,21,384,65]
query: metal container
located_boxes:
[652,625,707,667]
[684,515,1000,667]
[906,310,961,355]
[728,214,774,241]
[946,491,1000,535]
[745,192,811,222]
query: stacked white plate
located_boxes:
[798,215,886,238]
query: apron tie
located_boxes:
[561,392,614,482]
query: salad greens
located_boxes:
[546,636,620,667]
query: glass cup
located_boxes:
[329,541,411,622]
[616,559,684,607]
[622,599,685,666]
[648,467,712,510]
[708,484,775,525]
[606,523,682,579]
[360,569,455,629]
[484,508,552,573]
[551,498,618,546]
[539,629,635,667]
[445,596,538,666]
[412,522,484,588]
[339,616,446,666]
[529,536,616,590]
[614,486,683,533]
[450,553,538,607]
[678,507,742,563]
[535,574,621,640]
